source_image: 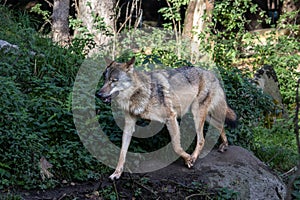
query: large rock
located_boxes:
[0,39,36,55]
[142,145,286,199]
[194,145,286,199]
[252,65,283,105]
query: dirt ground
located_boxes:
[12,160,217,200]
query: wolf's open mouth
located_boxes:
[101,96,111,103]
[100,91,119,103]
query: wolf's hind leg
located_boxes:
[210,114,229,153]
[218,128,228,152]
[191,102,207,163]
[166,113,193,168]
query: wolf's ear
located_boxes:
[105,57,114,66]
[125,57,135,72]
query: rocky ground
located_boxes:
[8,146,286,200]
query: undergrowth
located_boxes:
[0,6,107,190]
[252,118,298,172]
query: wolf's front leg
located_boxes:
[109,114,136,180]
[166,113,193,168]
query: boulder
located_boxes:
[143,145,286,199]
[194,145,286,199]
[0,39,36,55]
[252,65,283,105]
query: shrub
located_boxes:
[252,119,298,172]
[218,66,275,147]
[203,0,300,110]
[0,6,105,189]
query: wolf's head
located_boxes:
[96,57,135,103]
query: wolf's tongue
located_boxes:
[102,91,119,103]
[103,97,111,103]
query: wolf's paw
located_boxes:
[218,142,228,153]
[191,154,198,164]
[109,169,123,180]
[185,155,194,168]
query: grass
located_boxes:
[252,118,298,172]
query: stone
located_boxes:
[0,39,37,55]
[252,65,283,105]
[194,145,286,199]
[142,145,286,199]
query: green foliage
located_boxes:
[204,0,300,110]
[69,16,97,55]
[0,193,22,200]
[252,119,298,172]
[0,6,105,189]
[86,1,114,37]
[158,0,189,30]
[30,3,50,24]
[200,0,299,157]
[69,2,113,56]
[107,28,192,69]
[251,34,300,109]
[99,185,118,200]
[202,0,258,65]
[219,67,275,148]
[292,178,300,199]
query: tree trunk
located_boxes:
[182,0,197,39]
[78,0,116,47]
[182,0,214,63]
[52,0,70,46]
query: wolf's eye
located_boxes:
[111,78,118,82]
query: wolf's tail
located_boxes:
[225,107,238,128]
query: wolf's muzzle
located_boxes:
[96,91,119,103]
[96,91,111,103]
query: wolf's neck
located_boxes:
[125,70,152,115]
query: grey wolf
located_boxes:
[96,57,237,180]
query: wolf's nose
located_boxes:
[95,91,104,98]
